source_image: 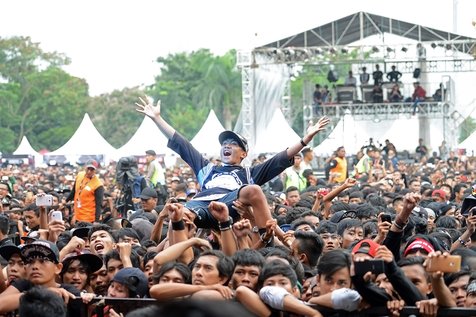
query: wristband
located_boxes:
[300,139,307,147]
[260,233,273,245]
[219,217,233,231]
[393,221,406,230]
[171,220,185,231]
[458,237,470,246]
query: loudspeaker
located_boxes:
[413,68,421,79]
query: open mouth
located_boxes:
[94,243,105,253]
[223,149,232,157]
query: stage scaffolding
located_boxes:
[237,11,476,150]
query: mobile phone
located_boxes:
[50,210,63,222]
[354,259,385,276]
[426,255,461,273]
[380,214,392,223]
[36,194,53,207]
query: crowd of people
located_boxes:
[0,98,474,317]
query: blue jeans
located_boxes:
[184,187,244,229]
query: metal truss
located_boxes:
[259,11,476,54]
[236,50,255,145]
[281,78,292,123]
[303,101,452,121]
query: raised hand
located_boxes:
[344,177,357,188]
[402,192,421,214]
[135,96,161,119]
[232,219,252,238]
[306,116,330,136]
[209,201,230,223]
[165,200,184,222]
[232,200,255,222]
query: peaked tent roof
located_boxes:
[190,110,226,157]
[13,136,39,156]
[253,108,301,154]
[259,11,476,51]
[115,116,171,159]
[48,113,117,157]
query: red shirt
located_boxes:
[413,86,426,100]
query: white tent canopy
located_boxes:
[13,136,43,166]
[114,116,171,159]
[190,110,226,157]
[13,136,39,156]
[253,108,301,155]
[48,113,117,158]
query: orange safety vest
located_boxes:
[330,157,347,183]
[74,171,103,222]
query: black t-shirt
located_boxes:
[12,280,82,317]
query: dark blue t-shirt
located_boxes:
[168,132,292,200]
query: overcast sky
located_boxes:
[1,0,475,95]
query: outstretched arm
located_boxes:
[135,97,176,139]
[286,117,330,159]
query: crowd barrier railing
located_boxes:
[67,297,476,317]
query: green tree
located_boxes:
[146,49,242,138]
[194,50,242,130]
[87,87,145,148]
[0,36,88,152]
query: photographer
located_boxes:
[115,156,147,218]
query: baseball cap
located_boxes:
[86,160,99,170]
[121,218,132,228]
[0,245,22,261]
[21,240,60,264]
[351,239,379,258]
[403,238,435,257]
[61,250,103,273]
[112,267,149,297]
[219,131,248,152]
[139,187,158,200]
[330,210,357,223]
[145,150,156,156]
[432,189,446,199]
[71,226,92,239]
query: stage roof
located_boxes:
[258,11,476,50]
